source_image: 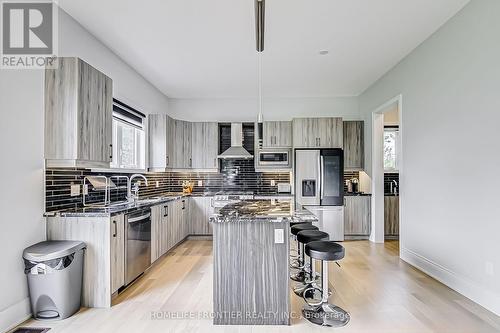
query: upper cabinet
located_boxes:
[292,117,343,148]
[45,57,113,168]
[148,114,174,170]
[149,116,218,171]
[262,121,292,148]
[172,119,192,169]
[343,121,364,170]
[192,122,219,170]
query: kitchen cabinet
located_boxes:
[384,196,399,237]
[189,196,215,235]
[47,215,118,307]
[148,114,174,170]
[343,121,364,170]
[344,196,371,237]
[172,120,193,169]
[110,214,125,293]
[151,204,163,262]
[191,122,219,170]
[262,121,292,147]
[45,57,113,168]
[292,117,343,148]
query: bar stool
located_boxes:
[290,224,319,282]
[293,230,329,300]
[289,221,309,260]
[302,241,350,327]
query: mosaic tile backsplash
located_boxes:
[45,166,291,212]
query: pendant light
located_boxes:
[255,0,265,147]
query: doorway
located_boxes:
[370,95,402,251]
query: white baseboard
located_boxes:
[401,247,500,316]
[0,297,31,333]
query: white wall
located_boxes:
[0,70,46,333]
[359,0,500,315]
[0,8,170,332]
[168,96,360,122]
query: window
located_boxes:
[384,127,399,171]
[110,100,146,170]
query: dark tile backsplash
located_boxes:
[45,165,290,212]
[384,172,399,194]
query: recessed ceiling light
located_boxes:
[319,50,329,55]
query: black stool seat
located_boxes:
[290,221,308,227]
[305,241,345,261]
[296,230,329,244]
[291,223,318,236]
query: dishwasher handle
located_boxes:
[128,213,151,223]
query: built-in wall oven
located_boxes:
[125,208,151,285]
[256,149,291,169]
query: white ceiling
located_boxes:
[59,0,469,99]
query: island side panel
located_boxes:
[46,216,112,308]
[213,220,290,325]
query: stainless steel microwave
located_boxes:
[257,149,291,168]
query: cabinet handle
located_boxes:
[182,200,186,210]
[214,158,217,167]
[318,138,321,146]
[163,205,169,217]
[189,158,192,167]
[112,220,117,237]
[166,156,169,166]
[109,144,113,159]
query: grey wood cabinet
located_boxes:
[262,121,292,147]
[292,117,343,148]
[171,120,193,169]
[151,204,163,262]
[343,121,364,170]
[384,196,399,237]
[191,122,219,170]
[344,196,371,236]
[189,196,215,235]
[47,215,115,307]
[110,214,125,293]
[148,114,174,171]
[45,57,113,168]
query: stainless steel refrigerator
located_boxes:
[295,149,345,241]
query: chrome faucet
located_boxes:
[128,174,148,201]
[390,180,398,195]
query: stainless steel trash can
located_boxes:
[23,240,86,320]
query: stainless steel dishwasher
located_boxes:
[125,208,151,285]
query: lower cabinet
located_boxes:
[46,214,125,308]
[384,196,399,237]
[344,196,371,237]
[110,214,125,294]
[189,196,215,235]
[151,197,192,264]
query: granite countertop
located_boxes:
[45,192,197,217]
[210,199,318,224]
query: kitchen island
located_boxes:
[211,199,316,325]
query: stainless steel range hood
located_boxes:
[217,123,253,159]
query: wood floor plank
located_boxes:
[15,240,500,333]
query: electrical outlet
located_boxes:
[486,261,495,276]
[70,184,80,196]
[156,181,160,188]
[198,180,203,187]
[274,229,284,244]
[271,180,275,186]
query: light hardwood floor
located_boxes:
[18,240,500,333]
